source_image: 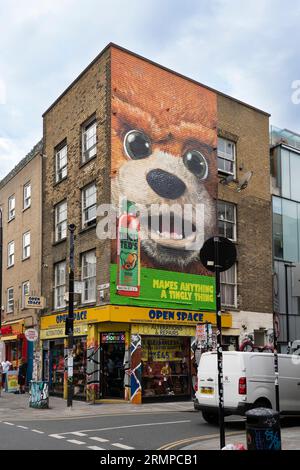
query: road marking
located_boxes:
[71,432,88,437]
[49,434,66,439]
[89,437,109,443]
[67,439,86,445]
[88,446,106,450]
[3,422,14,426]
[158,431,244,450]
[32,430,44,434]
[56,419,191,435]
[17,426,28,429]
[112,443,135,450]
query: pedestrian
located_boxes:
[1,359,12,390]
[17,359,27,394]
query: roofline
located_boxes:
[43,42,270,118]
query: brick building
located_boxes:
[0,141,43,381]
[40,44,272,403]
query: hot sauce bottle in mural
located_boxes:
[117,198,140,297]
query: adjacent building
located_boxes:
[39,44,273,404]
[271,126,300,352]
[0,141,43,379]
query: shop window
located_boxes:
[22,231,31,259]
[49,339,65,396]
[217,137,236,176]
[54,261,66,309]
[55,200,67,241]
[7,287,14,313]
[141,336,191,399]
[81,183,97,228]
[82,117,97,164]
[8,195,15,221]
[73,337,87,399]
[8,241,14,267]
[218,201,236,241]
[81,250,96,303]
[23,182,31,210]
[221,263,237,308]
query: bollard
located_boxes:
[245,408,281,450]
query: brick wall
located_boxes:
[42,49,111,313]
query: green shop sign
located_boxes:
[110,264,216,311]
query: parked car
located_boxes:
[195,351,300,424]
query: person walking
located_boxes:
[17,360,28,394]
[1,360,12,390]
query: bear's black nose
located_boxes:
[146,169,186,200]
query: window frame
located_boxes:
[217,201,237,242]
[81,250,96,304]
[55,200,68,242]
[217,137,236,177]
[221,263,237,309]
[22,281,30,309]
[23,182,31,210]
[7,240,15,267]
[55,142,68,183]
[54,261,66,310]
[22,231,31,260]
[81,117,97,164]
[7,287,14,313]
[8,195,15,221]
[81,182,97,228]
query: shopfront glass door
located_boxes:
[100,332,125,399]
[49,340,65,396]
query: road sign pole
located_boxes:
[214,236,225,449]
[67,224,76,408]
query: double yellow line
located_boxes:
[158,431,243,450]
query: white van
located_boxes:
[195,351,300,424]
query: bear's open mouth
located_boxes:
[139,211,197,249]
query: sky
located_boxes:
[0,0,300,178]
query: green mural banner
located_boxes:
[110,264,216,311]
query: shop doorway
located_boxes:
[100,332,125,399]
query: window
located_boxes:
[7,288,14,313]
[55,143,67,182]
[8,241,14,267]
[23,182,31,209]
[81,250,96,303]
[221,264,237,308]
[273,197,283,259]
[82,183,97,227]
[82,118,97,163]
[217,137,236,176]
[22,281,30,309]
[218,201,236,241]
[8,195,15,221]
[54,261,66,309]
[55,200,67,241]
[23,231,31,259]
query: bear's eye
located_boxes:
[183,150,208,179]
[124,130,152,160]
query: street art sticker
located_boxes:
[130,334,142,404]
[110,47,217,310]
[29,381,49,409]
[86,338,100,402]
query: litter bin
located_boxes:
[29,381,49,409]
[245,408,281,450]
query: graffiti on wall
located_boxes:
[130,334,142,404]
[86,338,100,402]
[110,47,217,310]
[29,381,49,409]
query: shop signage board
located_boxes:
[25,295,46,309]
[25,328,38,342]
[6,371,18,393]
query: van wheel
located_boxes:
[253,399,272,409]
[202,411,219,425]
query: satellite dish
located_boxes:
[237,171,253,192]
[219,174,234,185]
